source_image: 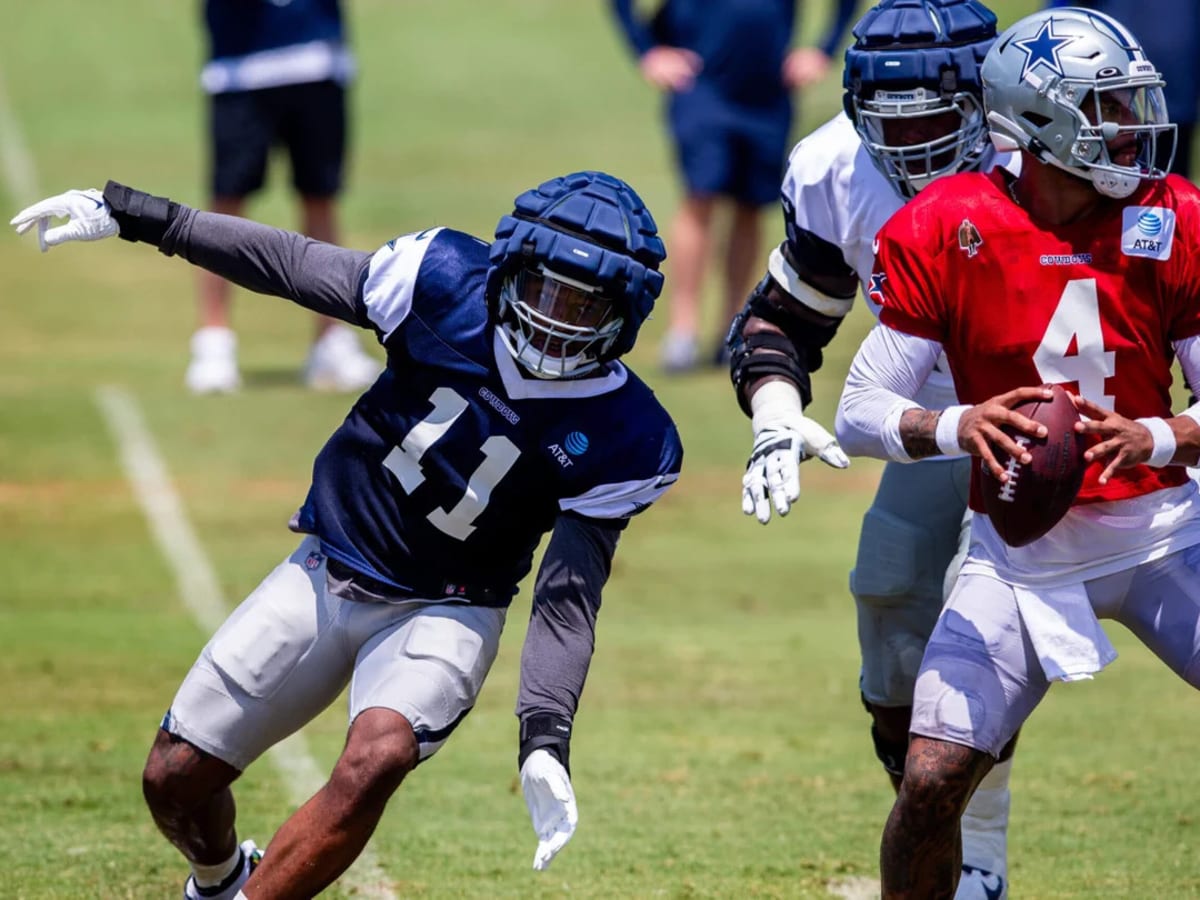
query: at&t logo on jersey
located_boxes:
[1121,206,1176,260]
[547,431,589,468]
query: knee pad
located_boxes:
[871,723,907,779]
[861,694,909,778]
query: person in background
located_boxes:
[1048,0,1200,178]
[188,0,381,394]
[728,1,1016,895]
[611,0,860,373]
[11,169,682,897]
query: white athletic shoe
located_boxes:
[660,330,698,374]
[182,839,262,900]
[958,759,1011,900]
[957,864,1006,900]
[185,327,241,394]
[303,324,381,392]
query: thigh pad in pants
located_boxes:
[351,601,506,762]
[911,573,1048,758]
[165,537,355,771]
[852,459,969,706]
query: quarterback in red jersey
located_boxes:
[835,7,1200,897]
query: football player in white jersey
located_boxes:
[727,1,1013,896]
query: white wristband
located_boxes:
[881,401,920,463]
[935,405,970,458]
[1137,417,1176,468]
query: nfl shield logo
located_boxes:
[305,551,323,570]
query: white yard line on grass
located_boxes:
[95,385,396,900]
[0,66,39,208]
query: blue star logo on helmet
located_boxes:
[563,431,589,456]
[1013,18,1073,81]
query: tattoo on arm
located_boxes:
[899,408,943,460]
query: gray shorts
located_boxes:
[163,537,506,771]
[912,544,1200,757]
[851,458,971,707]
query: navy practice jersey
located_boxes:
[202,0,353,94]
[292,228,683,601]
[611,0,858,105]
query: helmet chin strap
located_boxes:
[986,111,1140,199]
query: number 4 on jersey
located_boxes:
[383,386,521,540]
[1032,278,1116,409]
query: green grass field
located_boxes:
[3,1,1200,897]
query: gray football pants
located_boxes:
[913,543,1200,756]
[851,457,972,708]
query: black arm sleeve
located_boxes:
[515,515,624,756]
[103,181,373,327]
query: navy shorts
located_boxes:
[209,79,347,199]
[667,89,790,207]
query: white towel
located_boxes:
[1012,583,1118,682]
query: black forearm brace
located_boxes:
[519,714,572,774]
[728,273,844,415]
[103,180,180,247]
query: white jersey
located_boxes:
[781,113,1014,412]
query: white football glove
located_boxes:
[10,188,118,252]
[520,748,578,871]
[742,382,849,524]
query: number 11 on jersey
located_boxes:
[383,386,521,540]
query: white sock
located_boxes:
[961,757,1012,876]
[191,844,242,889]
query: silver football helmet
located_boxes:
[982,8,1175,198]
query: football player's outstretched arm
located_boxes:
[515,514,623,871]
[11,182,374,328]
[729,228,854,524]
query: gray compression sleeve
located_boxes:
[515,515,624,723]
[159,206,374,327]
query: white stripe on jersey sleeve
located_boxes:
[362,227,443,340]
[767,245,854,319]
[560,472,680,520]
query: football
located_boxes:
[979,384,1087,547]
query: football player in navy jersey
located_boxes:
[726,2,1017,896]
[12,171,682,899]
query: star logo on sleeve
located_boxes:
[1014,19,1073,81]
[867,272,888,305]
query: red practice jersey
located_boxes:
[874,168,1200,507]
